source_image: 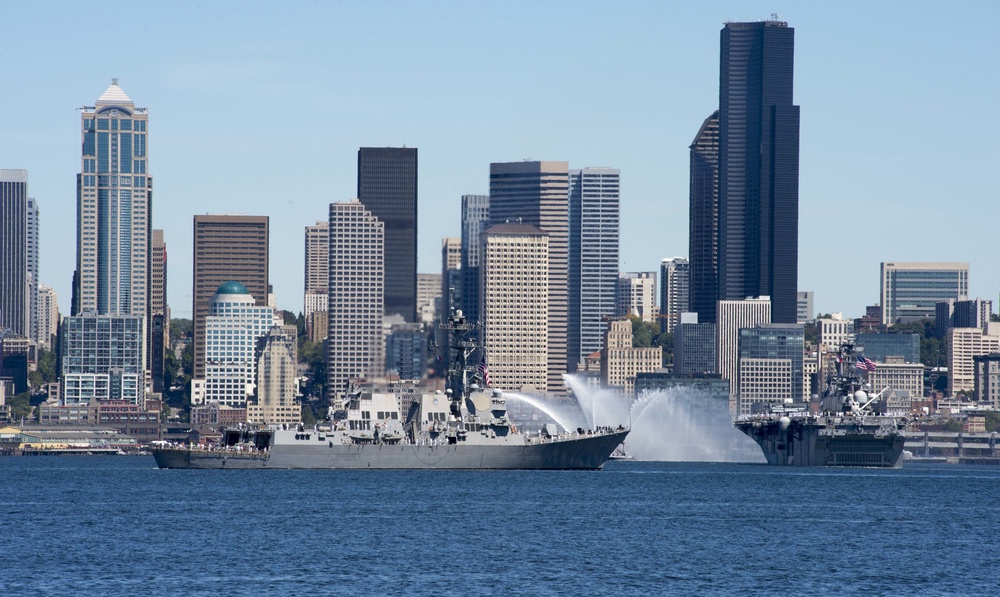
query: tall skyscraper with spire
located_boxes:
[718,19,799,324]
[74,79,152,320]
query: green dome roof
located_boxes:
[215,281,249,295]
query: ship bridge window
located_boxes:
[391,412,398,420]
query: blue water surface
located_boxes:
[1,457,998,596]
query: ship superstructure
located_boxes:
[153,310,627,469]
[734,342,908,467]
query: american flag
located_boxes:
[478,353,490,387]
[855,354,877,372]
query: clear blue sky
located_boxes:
[2,1,998,319]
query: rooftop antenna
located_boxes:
[112,77,119,85]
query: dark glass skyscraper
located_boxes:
[0,169,28,336]
[357,147,418,322]
[718,19,800,324]
[688,111,720,324]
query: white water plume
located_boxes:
[504,392,587,433]
[563,374,764,463]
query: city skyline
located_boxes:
[2,2,998,320]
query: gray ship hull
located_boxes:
[735,418,905,468]
[152,431,628,470]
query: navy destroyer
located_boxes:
[153,310,628,470]
[734,342,908,467]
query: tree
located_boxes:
[984,411,1000,433]
[170,318,192,341]
[9,392,32,420]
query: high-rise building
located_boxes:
[36,284,59,350]
[880,262,969,325]
[674,312,716,375]
[357,147,417,322]
[659,257,689,334]
[75,80,152,320]
[386,322,427,381]
[569,167,620,368]
[248,324,300,425]
[737,323,804,414]
[0,169,28,335]
[688,111,720,325]
[441,237,461,322]
[948,326,1000,395]
[150,229,167,326]
[797,291,814,324]
[192,215,269,381]
[196,282,274,408]
[327,200,384,397]
[417,273,441,326]
[26,198,38,343]
[60,313,146,406]
[938,298,993,335]
[149,229,167,392]
[974,354,1000,409]
[460,194,489,325]
[489,161,568,395]
[716,296,772,410]
[718,20,800,324]
[304,221,329,296]
[481,223,549,394]
[616,272,657,323]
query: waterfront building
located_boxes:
[716,297,771,411]
[480,223,548,394]
[0,169,28,336]
[327,200,384,396]
[688,111,720,325]
[736,324,804,415]
[460,194,489,326]
[357,147,417,322]
[36,285,59,350]
[674,312,716,375]
[868,357,924,400]
[441,237,461,322]
[817,314,853,351]
[60,313,146,406]
[855,333,921,364]
[248,325,300,425]
[659,257,689,334]
[797,291,813,324]
[569,167,620,368]
[601,319,662,397]
[617,272,657,323]
[948,327,1000,395]
[489,161,568,395]
[880,262,969,325]
[196,282,274,408]
[973,354,1000,409]
[74,81,152,323]
[718,20,800,324]
[192,215,269,381]
[386,322,427,381]
[417,273,441,326]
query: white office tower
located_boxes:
[326,201,384,398]
[198,281,274,407]
[480,223,549,394]
[717,296,772,412]
[248,325,301,425]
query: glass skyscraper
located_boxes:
[569,167,620,368]
[0,169,28,336]
[75,80,151,319]
[688,111,720,325]
[357,147,417,322]
[719,20,800,324]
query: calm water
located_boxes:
[2,457,999,596]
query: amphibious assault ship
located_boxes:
[734,342,908,467]
[152,310,628,470]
